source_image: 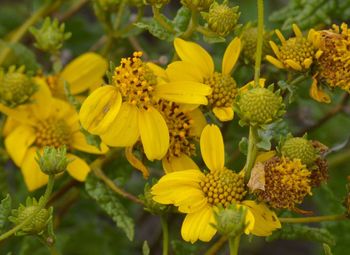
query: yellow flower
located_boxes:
[152,124,281,243]
[79,51,211,161]
[42,52,108,98]
[266,24,321,71]
[167,37,241,121]
[0,81,108,191]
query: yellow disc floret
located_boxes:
[113,52,157,109]
[199,168,246,208]
[204,72,237,108]
[35,118,71,148]
[257,157,311,210]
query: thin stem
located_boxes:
[254,0,264,86]
[204,236,228,255]
[244,126,258,183]
[228,235,241,255]
[160,216,169,255]
[91,159,144,205]
[0,175,55,242]
[181,11,198,39]
[114,0,127,31]
[279,214,347,223]
[58,0,89,22]
[152,6,175,33]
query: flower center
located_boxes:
[279,37,315,65]
[113,52,157,109]
[157,100,196,159]
[35,118,71,148]
[199,168,246,207]
[204,72,237,108]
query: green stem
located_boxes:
[228,235,241,255]
[181,11,198,39]
[0,175,55,242]
[254,0,264,86]
[204,236,228,255]
[0,0,62,66]
[152,6,175,34]
[160,216,169,255]
[114,0,127,31]
[279,214,347,223]
[244,126,258,183]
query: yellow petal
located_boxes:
[2,117,18,136]
[162,154,199,173]
[188,108,207,137]
[222,37,241,75]
[243,206,256,234]
[125,146,150,178]
[242,200,281,236]
[5,125,36,166]
[266,55,285,69]
[21,147,49,191]
[166,61,203,82]
[200,124,224,173]
[269,41,281,58]
[31,77,53,120]
[79,86,122,134]
[303,58,313,69]
[60,53,107,94]
[310,77,331,103]
[292,23,303,37]
[181,206,216,243]
[239,78,266,93]
[146,62,168,80]
[66,154,91,181]
[256,151,276,162]
[71,132,109,154]
[0,104,35,125]
[100,103,140,147]
[275,29,286,43]
[174,38,214,77]
[139,107,169,161]
[156,81,211,105]
[285,59,302,71]
[212,106,234,122]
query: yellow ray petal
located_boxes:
[266,55,285,69]
[139,107,169,161]
[125,146,149,178]
[310,77,331,103]
[60,53,107,95]
[275,29,286,43]
[285,59,302,71]
[239,78,266,93]
[213,106,234,122]
[31,77,53,120]
[162,154,199,173]
[0,104,35,125]
[5,125,36,166]
[156,82,211,105]
[146,62,168,80]
[242,200,281,236]
[166,61,204,82]
[181,206,216,243]
[303,58,313,69]
[269,41,281,58]
[222,37,241,75]
[292,23,303,37]
[200,124,224,173]
[79,86,122,134]
[256,151,276,162]
[188,108,207,137]
[2,117,18,136]
[21,147,49,191]
[174,38,214,78]
[66,154,90,181]
[71,132,109,154]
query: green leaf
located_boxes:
[142,241,150,255]
[257,129,272,151]
[0,194,12,233]
[85,175,135,241]
[239,137,248,156]
[323,243,333,255]
[135,18,174,41]
[266,224,335,245]
[80,128,102,151]
[172,7,191,33]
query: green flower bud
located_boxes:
[9,197,51,235]
[36,146,72,175]
[241,26,272,64]
[181,0,214,12]
[204,1,240,37]
[140,182,168,215]
[0,66,37,107]
[145,0,169,8]
[281,137,317,166]
[214,204,247,237]
[29,17,71,54]
[236,86,285,127]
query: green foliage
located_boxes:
[85,174,135,241]
[135,17,175,41]
[172,7,191,33]
[0,194,11,233]
[142,241,150,255]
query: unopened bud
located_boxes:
[181,0,214,12]
[214,204,247,237]
[36,146,72,175]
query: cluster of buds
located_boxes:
[30,17,71,54]
[0,66,37,107]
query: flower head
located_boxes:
[266,24,321,71]
[152,124,281,243]
[168,37,241,121]
[0,81,108,191]
[79,52,211,161]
